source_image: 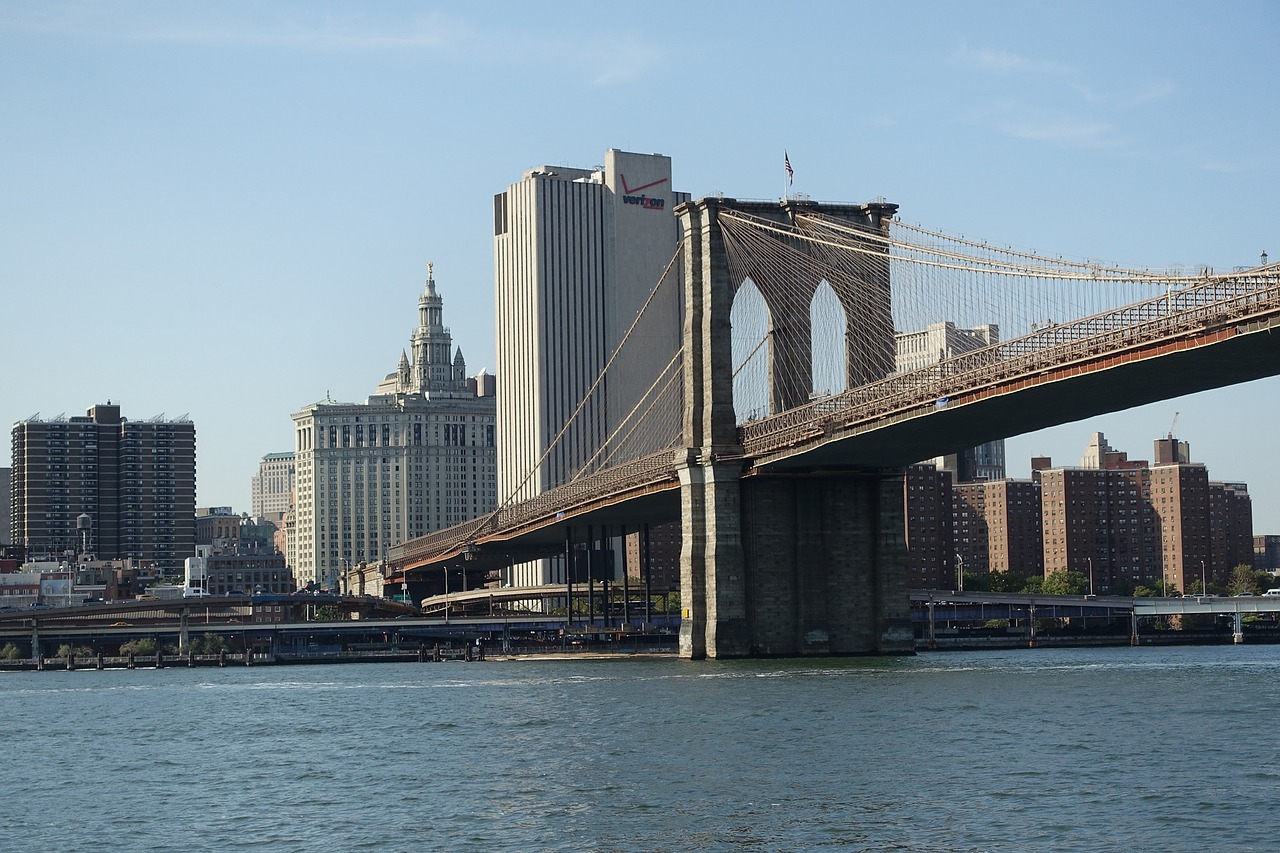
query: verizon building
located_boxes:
[494,149,689,585]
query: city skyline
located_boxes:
[3,3,1276,527]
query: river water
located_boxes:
[3,645,1278,852]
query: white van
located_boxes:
[1263,589,1280,597]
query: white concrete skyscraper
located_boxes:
[493,149,689,585]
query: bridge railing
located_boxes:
[390,450,680,566]
[741,272,1280,456]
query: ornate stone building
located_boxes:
[289,268,496,588]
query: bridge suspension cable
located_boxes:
[715,206,1261,425]
[568,347,684,482]
[498,245,685,508]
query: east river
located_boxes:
[3,645,1278,852]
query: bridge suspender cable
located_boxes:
[567,349,684,483]
[496,246,684,512]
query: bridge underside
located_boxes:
[403,488,683,584]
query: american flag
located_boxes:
[784,150,793,185]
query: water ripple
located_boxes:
[4,647,1279,851]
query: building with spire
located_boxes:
[289,267,497,588]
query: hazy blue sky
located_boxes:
[3,2,1278,528]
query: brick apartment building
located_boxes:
[904,432,1253,594]
[10,403,196,573]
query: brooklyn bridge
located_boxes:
[387,196,1280,659]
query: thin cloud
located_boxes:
[0,5,470,51]
[954,42,1076,79]
[0,6,663,85]
[997,113,1123,150]
[951,41,1173,151]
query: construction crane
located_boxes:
[1167,411,1180,440]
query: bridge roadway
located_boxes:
[0,592,415,625]
[916,590,1280,646]
[913,590,1280,618]
[0,589,674,654]
[3,589,1275,654]
[390,272,1280,577]
[0,593,417,651]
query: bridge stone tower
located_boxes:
[676,197,914,658]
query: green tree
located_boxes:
[1,642,22,660]
[187,633,229,655]
[55,643,93,659]
[315,604,342,621]
[961,571,1026,593]
[1141,573,1177,594]
[1228,564,1262,596]
[1223,563,1254,591]
[120,638,157,656]
[987,571,1031,594]
[1042,569,1088,596]
[1108,578,1137,596]
[1020,576,1045,594]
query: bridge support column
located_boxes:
[678,451,750,659]
[675,196,912,658]
[677,197,752,660]
[678,461,913,658]
[738,469,912,656]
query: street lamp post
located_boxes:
[1087,557,1094,596]
[956,554,964,592]
[1201,560,1207,596]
